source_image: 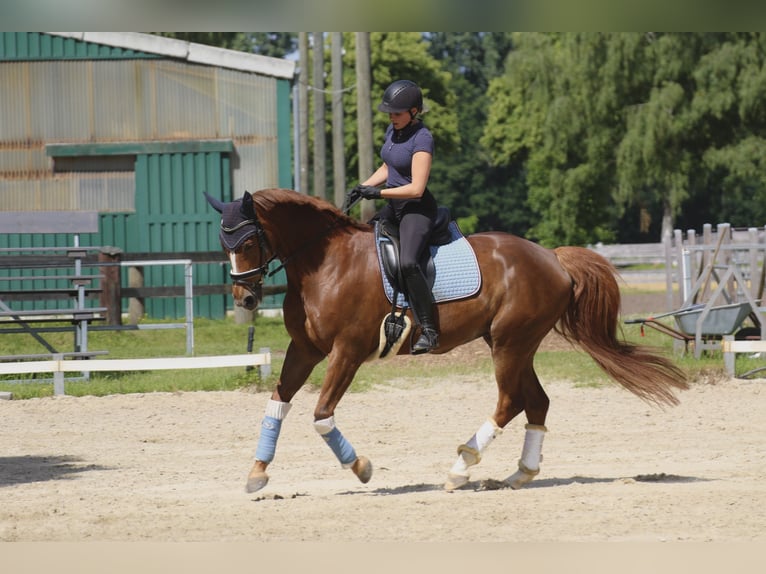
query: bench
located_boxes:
[0,211,109,378]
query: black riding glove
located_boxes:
[353,184,382,200]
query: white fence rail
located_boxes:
[0,352,270,396]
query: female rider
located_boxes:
[353,79,439,354]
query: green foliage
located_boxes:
[338,32,460,187]
[456,214,478,235]
[425,33,528,235]
[153,32,766,243]
[482,32,766,246]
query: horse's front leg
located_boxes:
[246,340,323,493]
[312,349,373,485]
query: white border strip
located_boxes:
[0,353,269,375]
[720,338,766,376]
[721,340,766,353]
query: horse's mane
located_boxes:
[251,188,369,235]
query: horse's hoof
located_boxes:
[506,468,536,490]
[352,456,373,484]
[245,470,270,493]
[444,472,469,491]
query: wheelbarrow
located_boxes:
[625,301,754,357]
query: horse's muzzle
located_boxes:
[233,282,262,310]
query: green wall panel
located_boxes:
[0,32,160,61]
[134,151,229,319]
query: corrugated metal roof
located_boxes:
[0,58,285,201]
[47,32,296,79]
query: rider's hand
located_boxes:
[353,184,382,200]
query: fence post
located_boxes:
[259,347,272,379]
[663,227,674,312]
[53,354,65,396]
[128,266,145,325]
[99,247,123,326]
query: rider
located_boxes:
[353,79,439,355]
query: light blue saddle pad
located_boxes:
[375,221,482,308]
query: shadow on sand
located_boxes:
[0,455,111,487]
[340,472,709,496]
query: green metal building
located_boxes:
[0,32,295,317]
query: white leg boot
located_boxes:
[445,419,502,491]
[506,424,547,490]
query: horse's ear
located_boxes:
[241,190,256,218]
[204,191,225,214]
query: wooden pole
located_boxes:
[331,32,346,208]
[298,33,310,194]
[98,248,122,326]
[312,32,326,200]
[355,32,374,222]
[128,266,144,325]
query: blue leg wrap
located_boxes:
[254,416,282,463]
[320,426,357,466]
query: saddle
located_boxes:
[376,206,453,294]
[371,207,482,360]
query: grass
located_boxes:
[1,297,759,399]
[0,317,289,399]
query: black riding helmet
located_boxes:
[378,79,423,114]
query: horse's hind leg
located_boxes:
[444,349,549,491]
[445,417,506,490]
[505,422,548,489]
[504,364,549,489]
[444,344,524,490]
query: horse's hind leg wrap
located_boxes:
[254,399,292,463]
[314,416,358,468]
[446,419,502,489]
[506,424,547,489]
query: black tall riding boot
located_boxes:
[402,266,439,355]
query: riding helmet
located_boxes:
[378,80,423,113]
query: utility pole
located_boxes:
[331,32,346,208]
[312,32,326,200]
[298,33,309,194]
[355,32,374,222]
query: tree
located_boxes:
[686,33,766,229]
[483,32,766,246]
[426,33,523,234]
[483,33,625,246]
[335,33,460,205]
[155,32,766,240]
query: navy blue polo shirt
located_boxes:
[380,121,437,219]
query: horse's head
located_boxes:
[205,191,274,311]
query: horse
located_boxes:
[205,188,688,493]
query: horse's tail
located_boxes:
[553,246,689,406]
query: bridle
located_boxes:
[220,189,363,297]
[222,215,277,296]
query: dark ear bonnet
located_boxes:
[205,191,259,251]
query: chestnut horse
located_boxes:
[206,188,687,493]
